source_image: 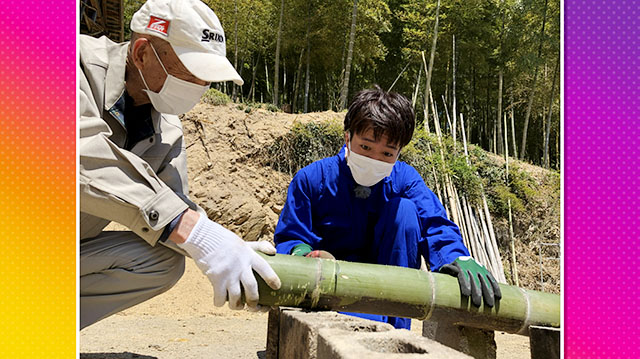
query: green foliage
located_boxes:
[508,165,538,203]
[488,184,524,217]
[263,119,344,175]
[266,103,280,112]
[123,0,145,40]
[400,131,483,205]
[202,88,230,105]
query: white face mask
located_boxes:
[346,141,396,187]
[138,43,209,115]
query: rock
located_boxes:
[271,204,283,215]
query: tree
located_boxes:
[520,0,548,160]
[339,0,359,110]
[273,0,285,106]
[122,0,560,166]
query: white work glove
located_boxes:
[177,214,281,310]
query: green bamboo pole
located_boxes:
[256,254,559,336]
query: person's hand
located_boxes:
[291,243,335,259]
[175,213,281,310]
[306,250,335,259]
[439,256,502,307]
[291,243,313,256]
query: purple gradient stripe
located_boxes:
[565,0,639,358]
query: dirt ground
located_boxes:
[80,103,543,358]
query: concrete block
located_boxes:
[422,311,496,359]
[266,308,281,359]
[267,307,393,359]
[317,327,472,359]
[529,325,560,359]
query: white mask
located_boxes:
[138,43,209,115]
[346,141,396,187]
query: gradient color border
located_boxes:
[0,0,76,358]
[0,0,636,357]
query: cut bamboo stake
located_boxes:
[452,186,471,252]
[460,111,506,283]
[430,89,458,223]
[256,254,560,335]
[508,199,519,286]
[461,197,476,257]
[505,113,519,286]
[466,200,490,271]
[461,197,485,267]
[470,204,500,278]
[426,142,444,204]
[460,113,469,162]
[412,65,422,110]
[441,95,453,135]
[452,34,457,149]
[423,0,441,132]
[510,91,518,158]
[388,60,412,92]
[421,51,431,133]
[478,201,506,283]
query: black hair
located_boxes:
[343,85,415,148]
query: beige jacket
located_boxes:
[79,35,203,245]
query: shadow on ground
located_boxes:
[80,353,157,359]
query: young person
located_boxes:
[274,86,501,329]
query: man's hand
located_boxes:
[171,210,281,310]
[306,250,335,259]
[439,256,502,307]
[291,243,335,259]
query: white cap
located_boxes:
[130,0,243,85]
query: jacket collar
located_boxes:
[103,41,129,113]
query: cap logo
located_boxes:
[201,29,224,43]
[147,16,170,36]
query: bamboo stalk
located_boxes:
[430,89,460,228]
[426,143,444,204]
[460,196,476,258]
[412,65,422,110]
[256,254,560,335]
[504,113,519,286]
[453,189,472,252]
[441,95,453,135]
[460,111,505,282]
[452,34,457,149]
[508,199,519,286]
[461,197,486,268]
[469,204,500,278]
[478,200,506,283]
[423,0,441,132]
[388,60,412,92]
[460,113,469,162]
[421,51,431,133]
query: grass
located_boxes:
[263,119,344,176]
[202,88,230,105]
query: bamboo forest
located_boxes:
[125,0,561,168]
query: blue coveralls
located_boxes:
[274,146,469,329]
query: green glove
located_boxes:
[439,256,502,307]
[291,243,313,256]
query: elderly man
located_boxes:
[79,0,280,330]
